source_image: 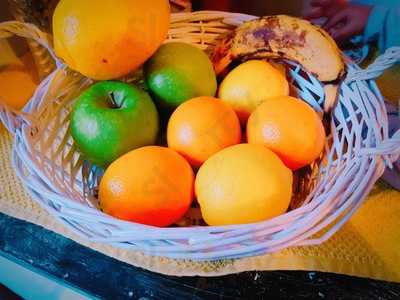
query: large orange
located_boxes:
[247,96,326,170]
[99,146,194,227]
[167,96,241,168]
[196,144,293,226]
[53,0,170,80]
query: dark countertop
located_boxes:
[1,212,400,300]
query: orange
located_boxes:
[167,96,241,168]
[53,0,170,80]
[218,60,289,123]
[247,96,326,170]
[99,146,194,227]
[0,68,37,110]
[195,144,293,226]
[0,53,38,110]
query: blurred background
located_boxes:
[193,0,308,16]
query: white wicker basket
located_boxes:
[1,12,399,260]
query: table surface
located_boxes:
[1,213,400,299]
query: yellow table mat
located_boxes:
[1,125,400,280]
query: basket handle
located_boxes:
[346,47,400,165]
[0,21,61,66]
[0,21,62,134]
[345,47,400,83]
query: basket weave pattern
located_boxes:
[1,12,399,260]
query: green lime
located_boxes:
[144,42,217,108]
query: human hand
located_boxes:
[323,4,372,42]
[306,0,372,43]
[306,0,347,20]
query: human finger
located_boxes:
[323,10,348,30]
[310,0,332,7]
[305,7,324,19]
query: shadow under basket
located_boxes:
[0,11,399,260]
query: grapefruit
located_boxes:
[195,144,293,226]
[53,0,170,80]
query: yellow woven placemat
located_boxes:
[1,125,400,280]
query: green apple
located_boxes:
[70,81,159,167]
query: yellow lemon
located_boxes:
[195,144,293,226]
[218,60,289,123]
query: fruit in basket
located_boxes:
[144,42,217,108]
[247,96,325,170]
[218,60,289,123]
[167,96,241,168]
[99,146,194,227]
[195,144,293,226]
[212,15,345,82]
[70,81,159,167]
[0,68,37,110]
[52,0,170,80]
